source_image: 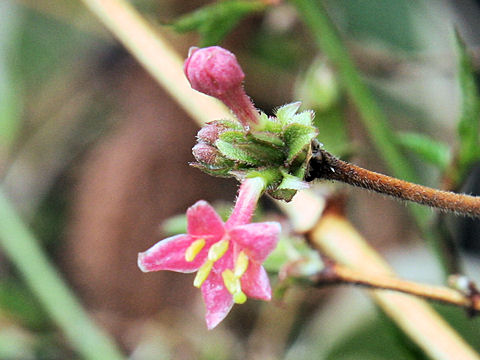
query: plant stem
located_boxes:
[0,189,124,360]
[315,262,480,312]
[306,145,480,217]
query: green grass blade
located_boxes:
[0,189,125,360]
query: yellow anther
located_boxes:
[193,260,213,288]
[222,268,249,304]
[208,239,229,262]
[185,238,206,262]
[234,251,249,277]
[222,269,240,294]
[233,291,247,304]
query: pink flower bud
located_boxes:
[184,46,259,128]
[184,46,245,98]
[192,143,224,166]
[197,121,229,144]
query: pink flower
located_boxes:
[184,46,259,129]
[138,178,281,329]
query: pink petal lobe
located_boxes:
[241,262,271,301]
[138,234,206,273]
[229,222,281,262]
[187,200,225,238]
[201,271,234,330]
[200,249,234,329]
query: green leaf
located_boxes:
[455,30,480,179]
[396,132,451,170]
[283,123,318,163]
[170,1,266,46]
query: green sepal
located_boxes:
[275,102,302,126]
[236,142,285,164]
[215,139,261,165]
[283,123,318,163]
[218,130,247,143]
[277,170,309,191]
[291,110,315,126]
[269,188,297,202]
[190,162,235,177]
[255,112,283,133]
[251,131,285,147]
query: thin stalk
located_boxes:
[306,146,480,217]
[315,263,480,312]
[309,210,480,360]
[0,189,124,360]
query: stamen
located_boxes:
[222,268,248,304]
[208,239,229,261]
[193,260,213,288]
[234,251,249,277]
[222,269,239,294]
[233,291,247,304]
[185,238,206,262]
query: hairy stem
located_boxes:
[309,210,480,360]
[306,145,480,217]
[315,263,480,312]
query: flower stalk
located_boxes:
[306,141,480,217]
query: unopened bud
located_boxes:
[197,121,229,144]
[192,143,224,166]
[184,46,259,128]
[184,46,245,98]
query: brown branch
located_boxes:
[314,262,480,314]
[306,141,480,217]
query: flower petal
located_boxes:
[187,200,225,239]
[200,248,235,329]
[138,234,207,273]
[241,262,271,301]
[201,271,234,330]
[229,222,281,262]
